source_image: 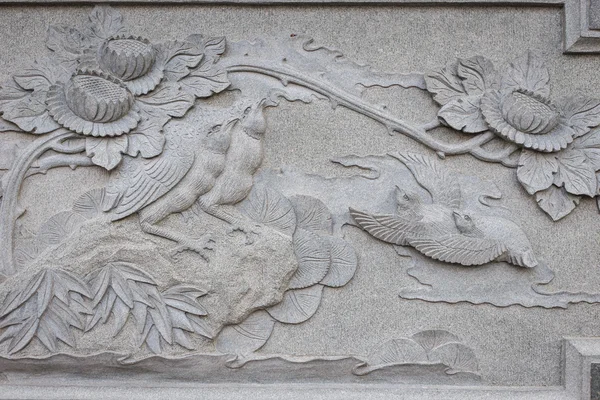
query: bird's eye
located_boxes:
[464,215,471,221]
[403,194,409,200]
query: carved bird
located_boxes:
[349,152,538,268]
[409,210,538,268]
[100,98,268,259]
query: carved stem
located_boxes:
[227,64,495,156]
[0,129,76,276]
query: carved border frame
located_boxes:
[0,338,590,400]
[0,2,597,399]
[0,0,598,53]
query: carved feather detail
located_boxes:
[390,152,461,209]
[408,235,506,266]
[103,147,195,220]
[349,208,429,246]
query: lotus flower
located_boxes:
[425,52,600,221]
[47,69,140,137]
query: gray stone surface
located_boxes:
[0,3,600,399]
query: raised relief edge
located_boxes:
[0,338,592,399]
[0,0,594,54]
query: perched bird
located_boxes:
[101,98,268,259]
[350,152,538,268]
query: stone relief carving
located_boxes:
[0,4,597,381]
[259,152,600,308]
[425,53,600,221]
[350,152,538,268]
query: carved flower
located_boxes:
[426,52,600,221]
[96,35,163,95]
[46,69,140,137]
[0,6,230,171]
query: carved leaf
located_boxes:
[85,135,128,171]
[573,128,600,171]
[215,311,275,356]
[429,342,479,375]
[46,25,88,57]
[162,284,209,338]
[503,52,550,97]
[535,185,581,221]
[137,82,195,125]
[124,118,166,159]
[186,35,227,62]
[160,41,204,82]
[554,148,597,197]
[0,118,21,133]
[266,284,323,324]
[320,237,357,288]
[516,149,558,195]
[13,58,63,93]
[559,96,600,138]
[424,61,466,106]
[87,5,127,41]
[37,211,86,246]
[0,269,90,354]
[0,87,61,134]
[353,338,428,376]
[72,189,107,219]
[7,317,39,355]
[438,96,487,134]
[289,229,330,289]
[179,63,230,98]
[411,330,461,354]
[242,185,297,236]
[456,56,499,96]
[86,262,156,332]
[86,263,209,351]
[290,195,333,234]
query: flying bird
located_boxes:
[349,152,538,268]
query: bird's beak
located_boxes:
[452,211,461,218]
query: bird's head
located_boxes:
[241,102,267,139]
[452,210,476,234]
[395,186,419,211]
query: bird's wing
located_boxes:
[349,208,430,246]
[103,150,195,221]
[408,234,507,266]
[389,152,461,209]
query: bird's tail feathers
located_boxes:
[507,250,538,268]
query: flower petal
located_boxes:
[437,95,487,133]
[85,135,128,170]
[517,149,558,195]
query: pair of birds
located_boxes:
[100,99,268,260]
[350,152,538,268]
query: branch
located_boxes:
[0,129,76,275]
[227,64,495,157]
[26,153,93,178]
